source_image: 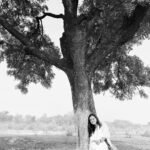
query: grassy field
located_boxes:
[0,135,150,150]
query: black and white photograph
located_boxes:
[0,0,150,150]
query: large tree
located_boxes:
[0,0,150,149]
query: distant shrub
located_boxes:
[66,130,73,136]
[125,132,132,138]
[141,130,150,137]
[65,126,75,136]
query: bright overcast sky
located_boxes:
[0,0,150,125]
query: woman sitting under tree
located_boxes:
[88,113,118,150]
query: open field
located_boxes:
[0,135,150,150]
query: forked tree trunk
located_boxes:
[65,28,96,150]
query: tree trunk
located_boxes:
[67,71,96,150]
[65,28,96,150]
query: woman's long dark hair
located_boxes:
[88,113,102,137]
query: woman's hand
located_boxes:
[93,137,106,145]
[92,140,100,145]
[110,145,118,150]
[101,137,106,142]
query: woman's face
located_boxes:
[89,115,97,125]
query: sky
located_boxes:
[0,0,150,125]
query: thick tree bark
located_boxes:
[67,70,96,150]
[64,27,96,150]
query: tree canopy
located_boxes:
[0,0,61,93]
[0,0,150,99]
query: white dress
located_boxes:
[89,123,111,150]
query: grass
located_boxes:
[0,135,150,150]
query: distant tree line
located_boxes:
[0,111,150,137]
[0,111,73,123]
[0,111,75,133]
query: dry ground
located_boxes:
[0,135,149,150]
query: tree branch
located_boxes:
[0,16,69,72]
[118,4,149,45]
[87,4,149,73]
[24,47,70,72]
[62,0,78,18]
[32,12,64,35]
[132,0,150,5]
[37,12,64,20]
[0,17,31,46]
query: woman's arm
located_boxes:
[101,123,118,150]
[105,138,118,150]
